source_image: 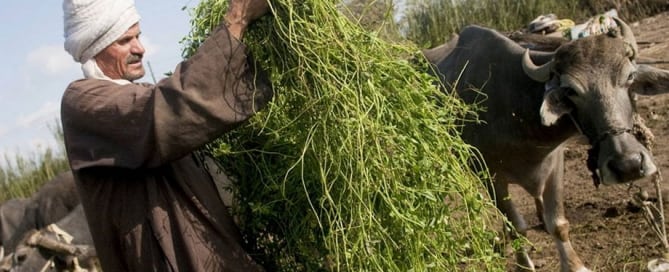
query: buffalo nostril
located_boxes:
[607,152,644,181]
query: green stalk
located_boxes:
[182,0,505,271]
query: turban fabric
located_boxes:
[63,0,141,63]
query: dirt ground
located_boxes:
[506,12,669,272]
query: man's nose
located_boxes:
[132,39,145,55]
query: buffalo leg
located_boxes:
[491,180,535,272]
[541,158,591,272]
[534,198,544,225]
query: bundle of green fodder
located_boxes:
[182,0,505,271]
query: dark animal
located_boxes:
[422,34,460,65]
[0,199,29,259]
[424,18,669,272]
[0,205,97,272]
[5,171,79,254]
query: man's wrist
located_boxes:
[224,14,248,39]
[227,24,246,40]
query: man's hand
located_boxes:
[224,0,270,39]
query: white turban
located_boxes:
[63,0,141,63]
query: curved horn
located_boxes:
[522,49,554,82]
[612,17,638,58]
[0,253,12,271]
[27,232,78,255]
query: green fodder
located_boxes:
[183,1,505,271]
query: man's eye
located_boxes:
[627,72,637,82]
[117,38,132,45]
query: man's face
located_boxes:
[95,23,145,81]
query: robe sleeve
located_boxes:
[61,24,273,170]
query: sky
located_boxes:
[0,0,194,162]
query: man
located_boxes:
[60,0,272,271]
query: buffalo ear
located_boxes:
[630,65,669,96]
[540,87,572,126]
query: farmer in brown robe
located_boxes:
[60,0,272,270]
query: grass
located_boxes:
[0,121,69,202]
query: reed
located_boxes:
[0,122,69,202]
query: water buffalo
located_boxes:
[5,171,79,254]
[0,205,97,272]
[0,199,29,260]
[424,18,669,272]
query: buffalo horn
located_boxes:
[522,49,554,82]
[612,17,638,58]
[27,231,78,255]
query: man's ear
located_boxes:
[540,87,572,126]
[630,64,669,95]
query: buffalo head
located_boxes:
[522,17,669,185]
[2,225,97,272]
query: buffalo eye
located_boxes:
[626,71,637,84]
[563,87,578,97]
[13,253,26,263]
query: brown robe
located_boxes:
[60,24,272,272]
